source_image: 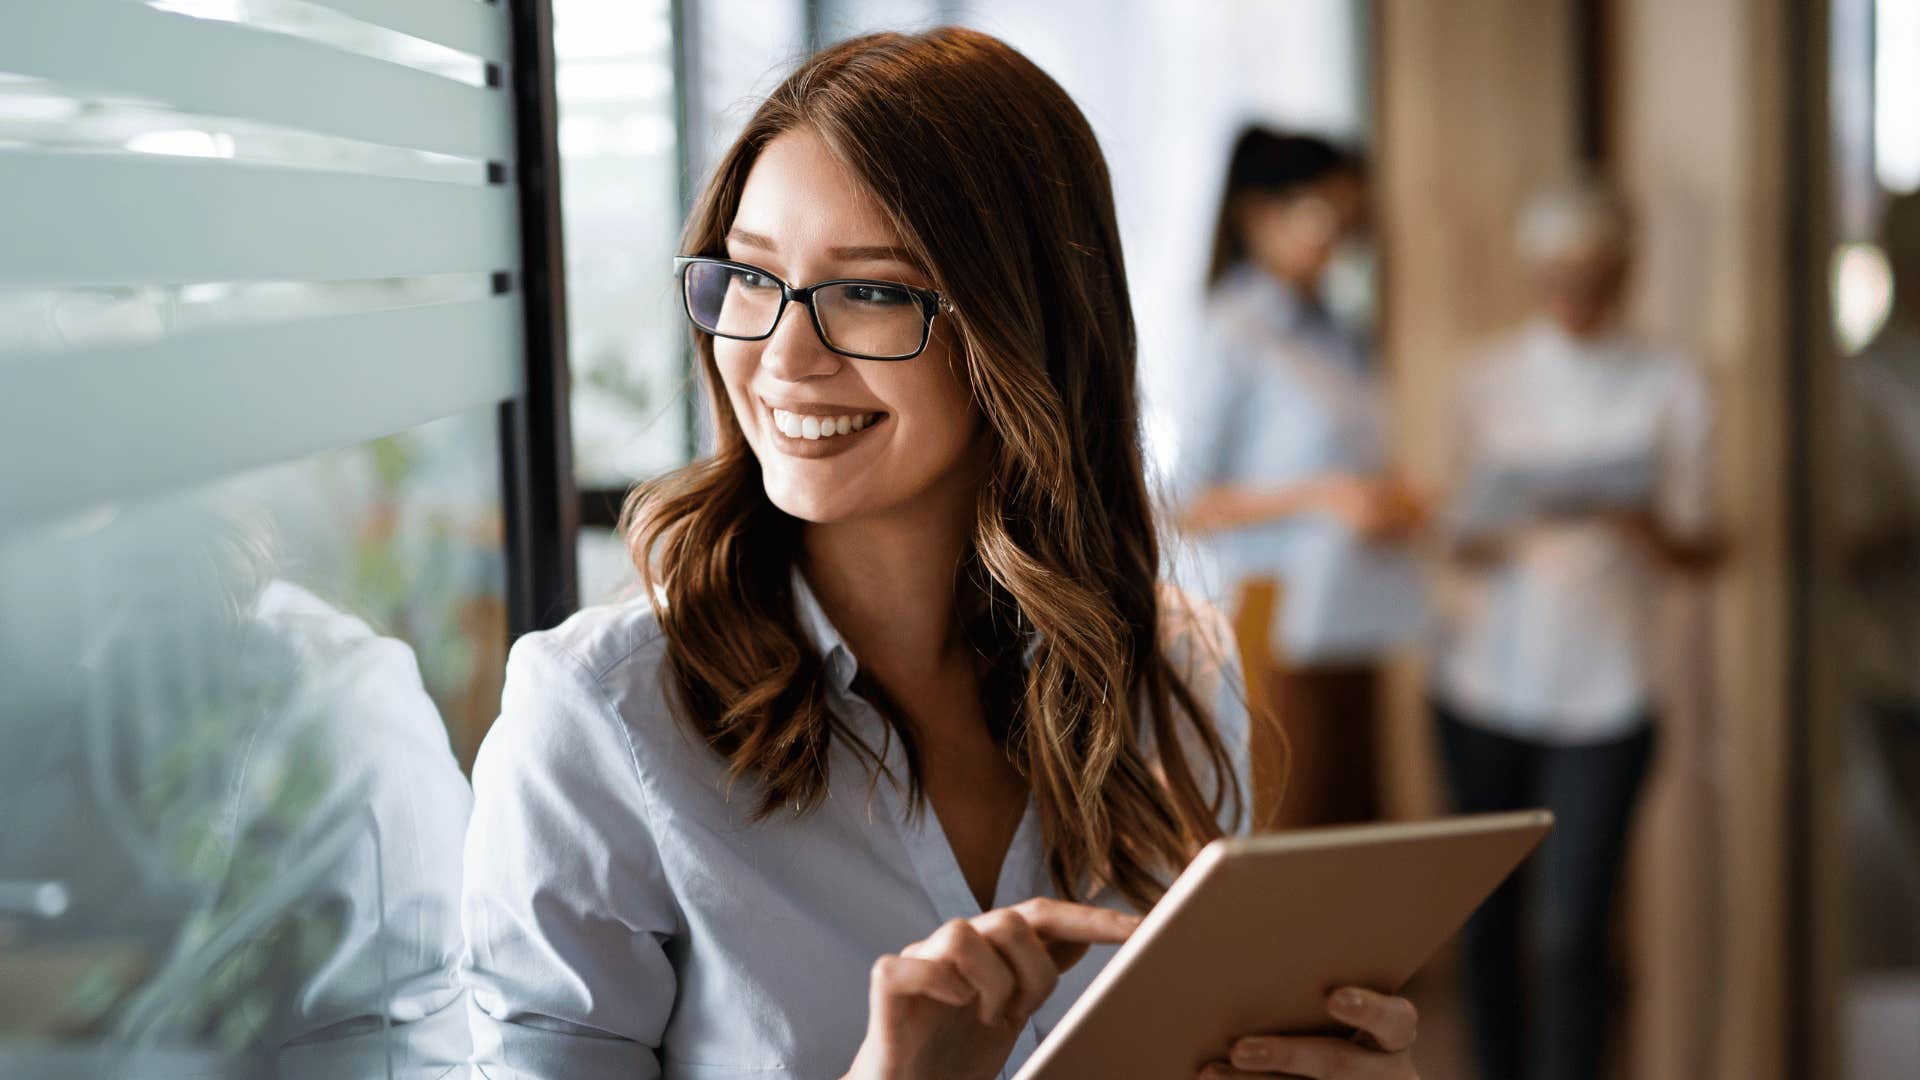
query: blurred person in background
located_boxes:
[1430,179,1719,1080]
[1175,128,1424,828]
[1837,191,1920,975]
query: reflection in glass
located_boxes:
[0,408,497,1076]
[555,0,689,486]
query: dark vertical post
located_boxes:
[1782,1,1828,1075]
[804,0,824,52]
[1572,0,1609,167]
[501,0,579,635]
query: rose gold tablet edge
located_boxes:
[1010,840,1233,1076]
[1009,809,1554,1080]
[1220,808,1555,859]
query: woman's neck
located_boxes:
[800,484,977,693]
[1256,259,1320,306]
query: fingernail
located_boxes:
[1340,989,1366,1013]
[1231,1040,1272,1068]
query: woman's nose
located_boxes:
[758,300,842,382]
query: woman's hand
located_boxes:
[1199,987,1419,1079]
[1180,476,1426,539]
[1316,475,1427,542]
[843,898,1140,1080]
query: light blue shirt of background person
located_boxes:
[458,569,1250,1080]
[1167,264,1421,664]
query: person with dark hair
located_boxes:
[1175,126,1422,829]
[459,31,1421,1080]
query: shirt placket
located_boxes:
[840,689,1047,1076]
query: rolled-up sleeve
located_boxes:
[461,634,680,1080]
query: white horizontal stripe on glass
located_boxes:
[2,0,514,160]
[0,152,519,288]
[0,297,525,527]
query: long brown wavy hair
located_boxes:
[621,27,1246,910]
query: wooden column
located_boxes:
[1377,1,1793,1078]
[1375,0,1581,824]
[1610,1,1792,1078]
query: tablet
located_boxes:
[1012,810,1553,1080]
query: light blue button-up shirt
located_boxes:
[459,569,1249,1079]
[1169,265,1421,663]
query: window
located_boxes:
[0,2,540,1070]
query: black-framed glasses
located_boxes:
[674,256,951,362]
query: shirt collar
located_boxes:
[790,565,859,694]
[1218,261,1312,338]
[1529,315,1628,361]
[1218,262,1370,375]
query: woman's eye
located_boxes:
[735,271,778,291]
[844,284,913,306]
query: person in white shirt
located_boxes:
[459,28,1423,1080]
[1430,179,1718,1080]
[1175,129,1425,829]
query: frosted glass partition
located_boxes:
[0,2,525,1075]
[1,0,526,528]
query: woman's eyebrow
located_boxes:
[725,227,777,252]
[724,229,917,267]
[830,244,919,264]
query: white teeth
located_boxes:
[769,406,879,440]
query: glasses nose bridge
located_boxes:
[761,280,837,370]
[777,279,833,344]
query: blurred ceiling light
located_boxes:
[1833,241,1895,354]
[126,129,237,158]
[1878,0,1920,193]
[150,0,247,22]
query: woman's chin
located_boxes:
[761,477,871,526]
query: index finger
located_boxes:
[1008,898,1141,968]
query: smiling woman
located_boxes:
[458,26,1420,1080]
[697,129,977,528]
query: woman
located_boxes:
[1432,180,1716,1080]
[1176,129,1422,828]
[460,29,1421,1080]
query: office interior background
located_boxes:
[1,0,1916,1077]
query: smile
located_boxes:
[770,407,883,440]
[761,399,888,459]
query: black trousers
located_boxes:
[1434,702,1655,1080]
